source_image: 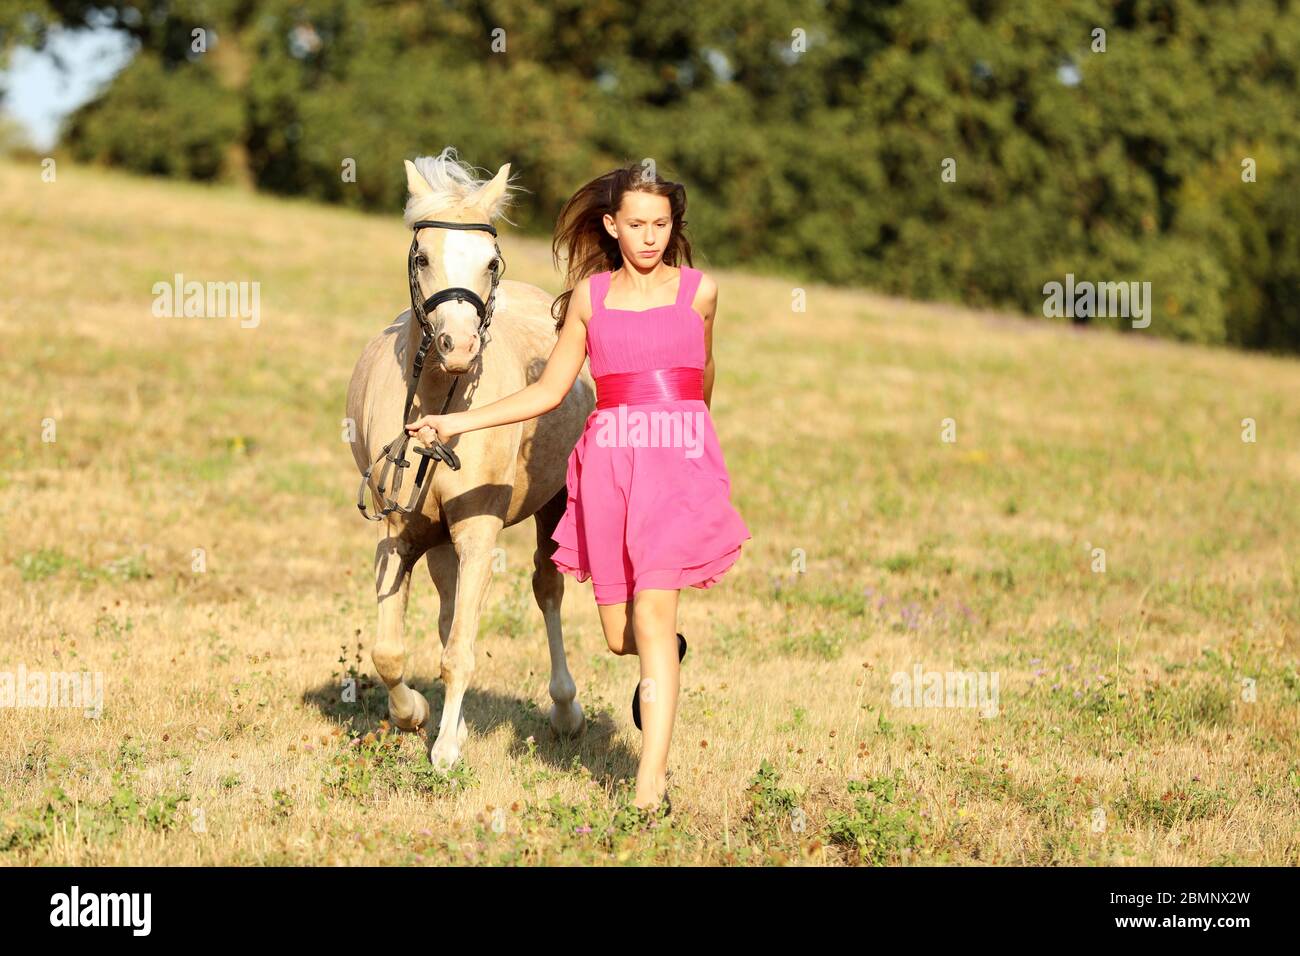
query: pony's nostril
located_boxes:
[438,333,454,353]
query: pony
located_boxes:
[345,148,593,768]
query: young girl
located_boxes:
[405,162,751,816]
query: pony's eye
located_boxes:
[416,254,429,268]
[489,257,500,273]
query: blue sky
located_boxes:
[1,26,135,150]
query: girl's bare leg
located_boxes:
[630,588,680,808]
[597,599,636,655]
[596,588,682,810]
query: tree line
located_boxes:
[4,0,1299,352]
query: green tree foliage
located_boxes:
[4,0,1299,352]
[64,52,241,179]
[846,0,1300,351]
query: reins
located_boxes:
[356,218,504,521]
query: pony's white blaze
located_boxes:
[346,147,595,773]
[419,229,496,370]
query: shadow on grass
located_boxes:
[300,671,640,795]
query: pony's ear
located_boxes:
[404,159,433,198]
[472,162,513,218]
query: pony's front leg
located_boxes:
[425,541,467,748]
[430,513,503,769]
[371,537,430,731]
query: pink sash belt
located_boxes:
[595,366,704,409]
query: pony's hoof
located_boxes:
[429,736,460,771]
[390,691,429,732]
[549,700,586,739]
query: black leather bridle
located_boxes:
[356,218,504,521]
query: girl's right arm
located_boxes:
[412,276,593,439]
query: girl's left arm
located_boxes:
[697,272,720,410]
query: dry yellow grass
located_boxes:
[0,157,1297,865]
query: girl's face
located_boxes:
[605,190,673,268]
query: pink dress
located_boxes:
[550,266,752,605]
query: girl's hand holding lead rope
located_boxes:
[406,413,460,446]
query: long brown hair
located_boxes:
[550,160,693,330]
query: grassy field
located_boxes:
[1,156,1297,866]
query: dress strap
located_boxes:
[675,266,702,311]
[590,270,611,314]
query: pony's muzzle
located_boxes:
[436,328,482,371]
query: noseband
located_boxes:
[356,218,505,521]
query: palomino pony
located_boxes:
[345,150,594,768]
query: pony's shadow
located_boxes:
[301,663,640,796]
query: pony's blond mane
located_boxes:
[403,146,523,227]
